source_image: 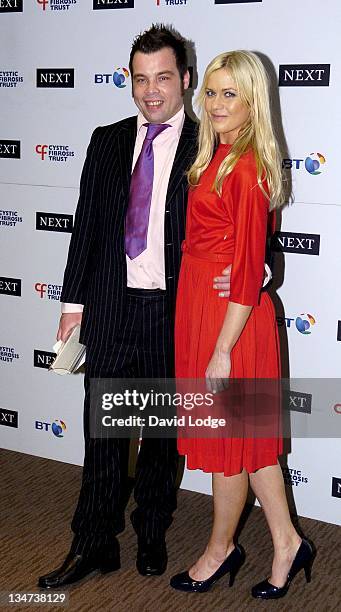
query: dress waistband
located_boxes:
[181,241,233,263]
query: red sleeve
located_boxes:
[224,161,269,307]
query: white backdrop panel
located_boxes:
[1,0,340,525]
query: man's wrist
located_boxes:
[61,302,84,314]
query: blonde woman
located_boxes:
[170,51,314,599]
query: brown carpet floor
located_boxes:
[1,449,340,612]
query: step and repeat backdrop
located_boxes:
[1,0,340,525]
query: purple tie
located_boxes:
[125,123,170,260]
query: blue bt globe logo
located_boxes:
[52,420,67,437]
[305,153,326,175]
[295,313,316,335]
[113,67,130,88]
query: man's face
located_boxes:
[132,48,189,124]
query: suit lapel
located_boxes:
[118,117,137,202]
[166,115,198,206]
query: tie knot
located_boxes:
[144,123,170,141]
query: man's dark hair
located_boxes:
[129,24,188,80]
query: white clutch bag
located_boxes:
[49,324,86,375]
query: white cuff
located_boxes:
[262,263,272,288]
[61,302,84,314]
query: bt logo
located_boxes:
[295,313,316,335]
[305,152,326,175]
[277,313,316,334]
[35,419,67,437]
[35,282,47,298]
[95,68,130,87]
[35,144,48,160]
[113,67,130,88]
[52,420,67,437]
[282,153,326,175]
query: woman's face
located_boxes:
[204,68,250,144]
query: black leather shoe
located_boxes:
[170,544,245,592]
[38,542,120,589]
[136,539,167,576]
[251,538,315,599]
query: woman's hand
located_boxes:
[205,347,231,394]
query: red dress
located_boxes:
[175,144,282,476]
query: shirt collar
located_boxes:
[137,106,185,138]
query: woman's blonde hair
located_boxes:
[188,51,284,209]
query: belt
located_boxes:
[181,241,233,263]
[126,287,166,298]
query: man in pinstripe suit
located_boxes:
[38,25,231,589]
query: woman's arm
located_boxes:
[206,161,269,389]
[206,302,252,389]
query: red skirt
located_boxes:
[175,248,283,477]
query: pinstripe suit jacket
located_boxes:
[60,114,198,354]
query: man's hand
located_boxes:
[57,312,83,342]
[213,264,231,298]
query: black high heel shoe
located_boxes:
[170,544,245,593]
[251,538,315,599]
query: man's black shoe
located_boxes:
[38,544,120,589]
[136,539,167,576]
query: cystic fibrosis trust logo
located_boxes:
[35,144,75,163]
[34,282,62,301]
[37,0,77,11]
[0,71,23,88]
[282,467,308,487]
[282,153,326,175]
[156,0,188,6]
[0,345,20,364]
[0,210,23,227]
[35,419,67,437]
[95,68,130,88]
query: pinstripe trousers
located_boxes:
[71,288,179,555]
